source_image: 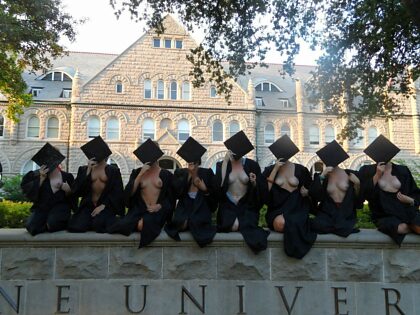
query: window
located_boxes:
[31,88,43,97]
[106,117,119,140]
[41,71,72,82]
[27,116,40,138]
[210,86,217,98]
[229,120,240,137]
[21,161,40,175]
[175,40,183,49]
[0,115,4,137]
[46,116,59,138]
[182,81,190,100]
[153,38,161,48]
[61,89,72,98]
[160,118,172,130]
[212,120,223,142]
[170,81,177,100]
[159,158,181,173]
[157,80,164,99]
[142,118,155,140]
[280,100,290,108]
[256,97,264,107]
[144,79,152,99]
[325,125,335,144]
[178,119,190,142]
[255,82,281,92]
[264,124,275,144]
[353,128,364,148]
[368,127,378,144]
[280,124,291,137]
[115,81,123,93]
[107,158,119,168]
[87,116,100,138]
[165,38,172,48]
[309,125,320,145]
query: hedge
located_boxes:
[0,200,32,228]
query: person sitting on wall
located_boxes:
[214,131,269,254]
[165,137,217,247]
[309,140,363,237]
[263,135,317,259]
[359,135,420,245]
[21,143,75,235]
[108,139,174,247]
[68,136,124,233]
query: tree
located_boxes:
[110,0,420,139]
[0,0,81,121]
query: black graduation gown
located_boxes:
[214,158,269,254]
[21,170,76,235]
[108,167,174,248]
[262,164,317,259]
[359,164,420,245]
[164,167,217,247]
[309,170,363,237]
[68,165,124,233]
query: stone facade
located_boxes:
[1,229,420,314]
[0,15,419,181]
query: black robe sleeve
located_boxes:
[71,166,90,199]
[124,168,140,208]
[102,165,124,216]
[21,171,41,203]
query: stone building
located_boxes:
[0,15,419,181]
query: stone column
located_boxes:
[295,79,305,151]
[409,77,420,153]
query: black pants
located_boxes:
[68,206,116,233]
[26,204,71,236]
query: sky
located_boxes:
[60,0,321,66]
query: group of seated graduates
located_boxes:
[21,131,420,259]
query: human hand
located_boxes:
[193,177,207,191]
[91,204,105,217]
[87,158,97,175]
[348,173,360,185]
[274,159,286,169]
[300,186,309,197]
[376,162,386,175]
[147,204,162,213]
[224,150,234,162]
[61,182,71,194]
[39,165,49,180]
[139,163,151,176]
[397,192,414,205]
[321,166,333,177]
[249,172,257,186]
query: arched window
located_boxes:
[255,82,281,92]
[159,158,181,173]
[229,120,240,137]
[142,118,155,140]
[353,128,364,148]
[107,158,119,168]
[212,120,223,142]
[0,115,4,137]
[115,81,123,93]
[211,158,223,173]
[264,124,275,144]
[325,125,335,144]
[178,119,190,142]
[160,118,172,130]
[182,81,190,100]
[357,160,374,170]
[27,116,40,138]
[106,117,119,140]
[46,116,59,138]
[144,79,152,99]
[170,81,177,100]
[156,80,164,99]
[21,160,40,175]
[311,161,324,175]
[309,125,320,145]
[368,127,378,144]
[87,116,100,138]
[280,123,291,137]
[210,86,217,98]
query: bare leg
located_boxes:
[409,224,420,234]
[397,223,410,234]
[137,218,144,231]
[231,218,239,231]
[273,214,285,232]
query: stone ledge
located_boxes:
[0,229,419,249]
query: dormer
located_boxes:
[37,67,75,82]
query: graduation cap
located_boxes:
[224,130,254,159]
[177,136,207,163]
[32,143,65,171]
[133,138,164,164]
[80,136,112,162]
[316,140,349,167]
[269,135,299,161]
[364,134,400,163]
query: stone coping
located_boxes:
[0,228,419,249]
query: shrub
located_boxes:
[0,200,31,228]
[0,175,28,202]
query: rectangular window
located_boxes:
[157,81,164,99]
[31,88,42,97]
[53,72,61,81]
[165,38,172,48]
[153,38,161,48]
[62,89,72,98]
[280,100,290,108]
[256,98,264,106]
[175,40,183,49]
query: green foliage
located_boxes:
[395,159,420,186]
[0,200,31,228]
[259,204,268,228]
[111,0,420,139]
[356,204,376,229]
[0,0,81,121]
[0,175,28,202]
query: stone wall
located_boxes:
[1,229,420,315]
